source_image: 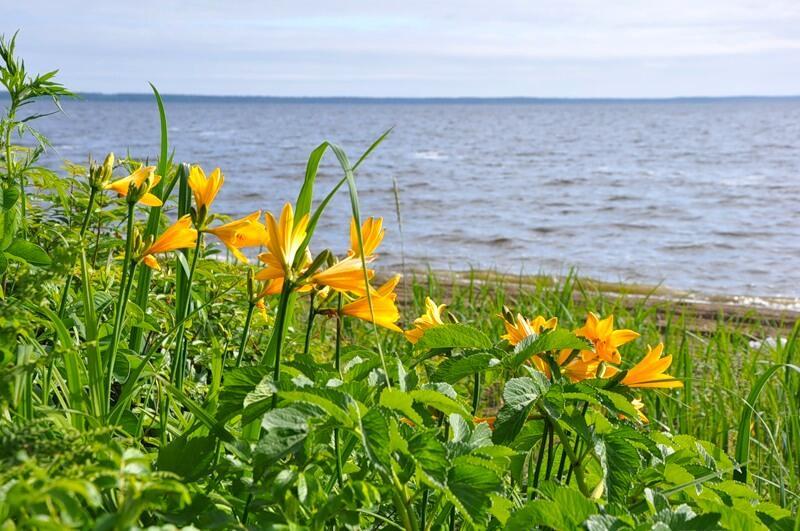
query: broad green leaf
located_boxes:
[5,239,51,265]
[409,389,470,420]
[504,328,590,369]
[415,324,493,350]
[256,404,320,461]
[432,352,499,384]
[379,387,423,426]
[493,373,550,444]
[407,430,448,486]
[445,461,502,527]
[280,388,354,428]
[157,434,216,480]
[594,435,639,504]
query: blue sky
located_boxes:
[6,0,800,97]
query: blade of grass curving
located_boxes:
[108,279,243,425]
[733,363,800,483]
[295,142,330,220]
[128,83,170,353]
[80,248,105,419]
[330,142,391,388]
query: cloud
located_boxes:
[5,0,800,96]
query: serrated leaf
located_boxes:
[380,387,423,426]
[157,434,216,480]
[493,374,550,444]
[415,323,492,350]
[504,329,591,369]
[407,430,448,486]
[256,404,319,461]
[410,389,470,420]
[445,461,502,527]
[432,352,499,384]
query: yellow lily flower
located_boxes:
[501,313,558,346]
[263,203,309,275]
[140,215,198,270]
[187,165,224,211]
[104,166,162,206]
[621,343,683,389]
[349,216,384,259]
[405,297,447,344]
[311,256,374,296]
[575,312,639,364]
[206,211,267,263]
[341,276,402,332]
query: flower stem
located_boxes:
[171,234,203,387]
[270,280,293,408]
[302,291,316,356]
[545,408,591,496]
[105,202,136,416]
[333,292,344,487]
[58,187,97,318]
[471,372,481,416]
[235,302,256,368]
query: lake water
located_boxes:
[28,97,800,298]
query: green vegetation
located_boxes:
[1,32,798,529]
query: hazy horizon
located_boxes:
[6,1,800,98]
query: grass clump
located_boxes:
[1,32,798,529]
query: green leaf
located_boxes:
[157,434,216,480]
[355,407,391,472]
[507,486,597,529]
[5,239,51,265]
[445,461,502,527]
[279,388,354,428]
[504,329,590,369]
[415,324,493,350]
[379,387,423,426]
[594,434,639,504]
[493,373,550,444]
[432,352,500,384]
[255,404,319,461]
[407,430,448,486]
[216,366,270,423]
[409,389,470,420]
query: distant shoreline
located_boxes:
[5,93,800,105]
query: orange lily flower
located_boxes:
[187,165,224,211]
[405,297,447,344]
[349,216,384,260]
[104,166,162,206]
[575,312,639,364]
[311,256,374,296]
[621,343,683,389]
[341,275,402,332]
[206,211,267,263]
[501,313,558,346]
[140,215,198,270]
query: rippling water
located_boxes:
[29,97,800,297]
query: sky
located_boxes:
[5,0,800,98]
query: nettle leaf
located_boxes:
[256,403,321,461]
[407,430,449,486]
[356,407,391,472]
[379,387,423,426]
[279,388,355,428]
[432,352,500,384]
[594,435,639,504]
[493,373,550,444]
[507,485,597,530]
[415,323,492,350]
[216,366,270,422]
[504,329,590,369]
[445,461,502,527]
[5,239,51,266]
[410,389,470,420]
[157,434,216,480]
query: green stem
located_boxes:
[270,280,294,408]
[171,234,202,388]
[105,202,137,416]
[546,409,591,497]
[390,471,418,531]
[302,291,316,356]
[471,372,481,416]
[333,292,344,487]
[58,187,97,318]
[235,302,256,368]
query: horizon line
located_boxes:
[9,92,800,104]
